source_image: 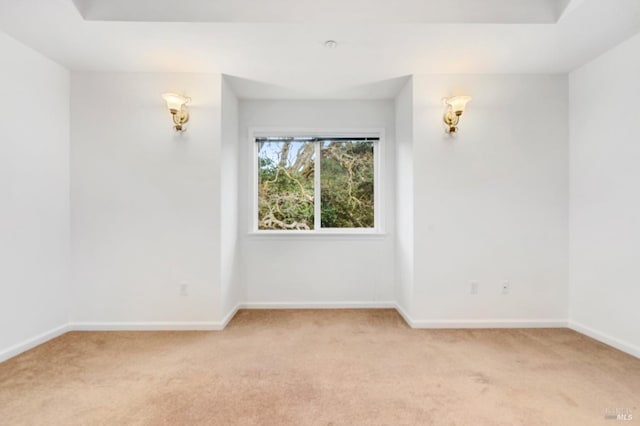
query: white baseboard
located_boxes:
[1,307,244,363]
[394,304,566,329]
[0,324,71,363]
[409,319,568,329]
[394,303,413,327]
[220,304,241,328]
[568,320,640,359]
[69,302,395,331]
[70,305,243,332]
[71,321,225,331]
[240,301,396,309]
[6,311,636,365]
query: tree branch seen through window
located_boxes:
[257,136,377,231]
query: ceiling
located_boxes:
[0,0,639,98]
[73,0,573,24]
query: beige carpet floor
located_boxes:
[0,309,639,425]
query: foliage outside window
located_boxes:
[256,136,378,232]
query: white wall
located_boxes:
[220,76,242,316]
[238,100,396,306]
[406,75,569,325]
[569,33,640,357]
[71,72,227,327]
[394,79,414,317]
[0,32,70,360]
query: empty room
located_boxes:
[1,0,639,424]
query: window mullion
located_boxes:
[314,142,321,231]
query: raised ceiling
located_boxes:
[72,0,573,24]
[0,0,639,98]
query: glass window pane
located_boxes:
[320,140,375,228]
[258,141,315,230]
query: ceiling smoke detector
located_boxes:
[324,40,338,49]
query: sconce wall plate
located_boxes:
[162,93,191,132]
[443,95,472,134]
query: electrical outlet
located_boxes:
[470,281,479,295]
[501,281,510,295]
[179,281,189,296]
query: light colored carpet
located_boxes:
[0,309,638,425]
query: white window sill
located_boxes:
[246,231,388,240]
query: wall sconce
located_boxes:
[162,93,191,132]
[443,95,472,134]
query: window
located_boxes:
[254,133,381,233]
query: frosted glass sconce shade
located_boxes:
[443,95,472,133]
[446,96,472,115]
[161,93,191,132]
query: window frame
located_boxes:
[250,128,385,236]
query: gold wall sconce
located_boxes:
[443,95,472,134]
[162,93,191,132]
